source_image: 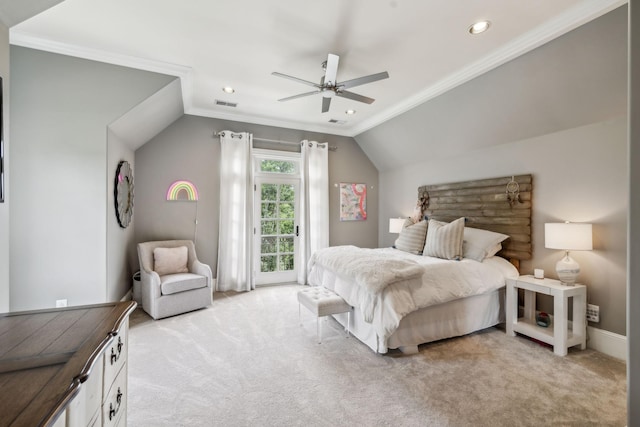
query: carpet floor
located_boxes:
[127,284,626,426]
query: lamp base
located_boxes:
[556,251,579,286]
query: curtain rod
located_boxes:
[213,131,337,151]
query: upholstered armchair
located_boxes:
[137,240,212,320]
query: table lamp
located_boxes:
[544,222,592,285]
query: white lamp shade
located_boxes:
[389,218,405,233]
[544,222,593,251]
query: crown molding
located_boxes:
[186,106,348,137]
[349,0,627,136]
[9,0,627,139]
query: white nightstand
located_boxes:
[506,275,586,356]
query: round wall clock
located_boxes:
[114,160,134,228]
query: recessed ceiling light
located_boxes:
[345,109,356,115]
[468,20,491,35]
[222,86,235,94]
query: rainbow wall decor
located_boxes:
[166,180,199,201]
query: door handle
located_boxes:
[295,226,299,237]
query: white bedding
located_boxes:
[307,247,519,347]
[309,245,424,322]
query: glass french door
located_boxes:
[254,177,300,285]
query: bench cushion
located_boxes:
[297,286,351,317]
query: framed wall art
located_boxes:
[339,182,367,221]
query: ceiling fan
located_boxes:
[272,53,389,113]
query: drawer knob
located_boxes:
[109,387,123,421]
[110,337,123,365]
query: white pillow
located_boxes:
[153,246,189,276]
[394,219,428,254]
[485,243,503,259]
[423,217,465,260]
[462,227,509,262]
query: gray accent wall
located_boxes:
[0,19,8,313]
[9,46,174,310]
[134,115,378,276]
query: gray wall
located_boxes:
[0,19,9,313]
[356,7,629,337]
[9,46,174,310]
[106,129,136,302]
[134,115,378,276]
[628,0,639,423]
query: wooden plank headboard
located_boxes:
[418,174,532,263]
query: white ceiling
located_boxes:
[5,0,626,137]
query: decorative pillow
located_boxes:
[462,227,509,262]
[485,243,503,259]
[394,219,428,254]
[153,246,189,276]
[423,217,465,260]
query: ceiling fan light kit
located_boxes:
[273,53,389,113]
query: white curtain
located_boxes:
[298,140,329,285]
[217,131,254,292]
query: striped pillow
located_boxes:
[394,219,428,254]
[423,217,465,260]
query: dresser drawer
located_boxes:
[102,362,127,426]
[103,321,128,397]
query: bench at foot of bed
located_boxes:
[297,286,352,344]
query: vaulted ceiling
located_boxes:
[1,0,626,137]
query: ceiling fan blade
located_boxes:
[272,72,321,88]
[278,90,320,102]
[339,71,389,90]
[321,96,332,113]
[324,54,340,86]
[336,90,375,104]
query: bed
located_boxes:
[307,175,532,354]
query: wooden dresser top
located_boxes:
[0,301,136,427]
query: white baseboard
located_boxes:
[587,326,627,362]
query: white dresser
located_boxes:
[0,301,136,427]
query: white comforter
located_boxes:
[308,247,519,342]
[309,246,425,322]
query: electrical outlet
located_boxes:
[56,299,67,308]
[587,304,599,323]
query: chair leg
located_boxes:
[317,317,322,344]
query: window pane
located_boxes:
[261,256,277,272]
[280,184,294,202]
[279,254,294,271]
[262,202,277,219]
[278,237,294,253]
[261,237,277,254]
[261,184,278,201]
[261,160,296,174]
[261,220,277,235]
[279,202,294,219]
[280,220,294,235]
